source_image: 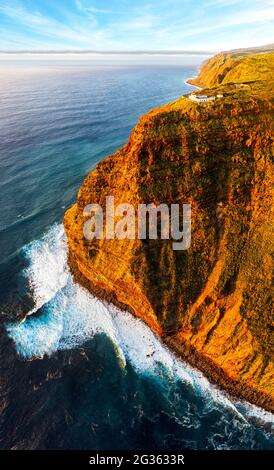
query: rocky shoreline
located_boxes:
[67,252,274,413]
[64,46,274,414]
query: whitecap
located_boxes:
[6,224,274,434]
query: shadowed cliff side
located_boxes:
[64,49,274,411]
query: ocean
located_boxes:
[0,63,273,450]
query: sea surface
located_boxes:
[0,63,273,450]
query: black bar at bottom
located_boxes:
[0,450,273,467]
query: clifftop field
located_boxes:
[188,44,274,88]
[64,47,274,411]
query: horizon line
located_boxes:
[0,49,215,56]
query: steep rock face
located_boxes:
[64,51,274,410]
[188,47,274,88]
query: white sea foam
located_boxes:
[184,79,202,90]
[22,224,69,317]
[6,224,274,433]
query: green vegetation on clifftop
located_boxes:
[64,47,274,411]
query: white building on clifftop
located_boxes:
[189,93,223,103]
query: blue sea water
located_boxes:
[0,63,273,450]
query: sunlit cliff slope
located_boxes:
[64,47,274,411]
[188,44,274,88]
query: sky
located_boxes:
[0,0,273,53]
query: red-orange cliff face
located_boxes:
[64,48,274,411]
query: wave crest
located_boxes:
[6,224,274,436]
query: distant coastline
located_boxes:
[184,78,202,89]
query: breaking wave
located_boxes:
[6,224,274,439]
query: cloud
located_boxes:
[0,0,273,51]
[0,1,113,49]
[112,14,160,33]
[148,4,274,44]
[74,0,116,15]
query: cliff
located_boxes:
[188,44,274,88]
[64,48,274,411]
